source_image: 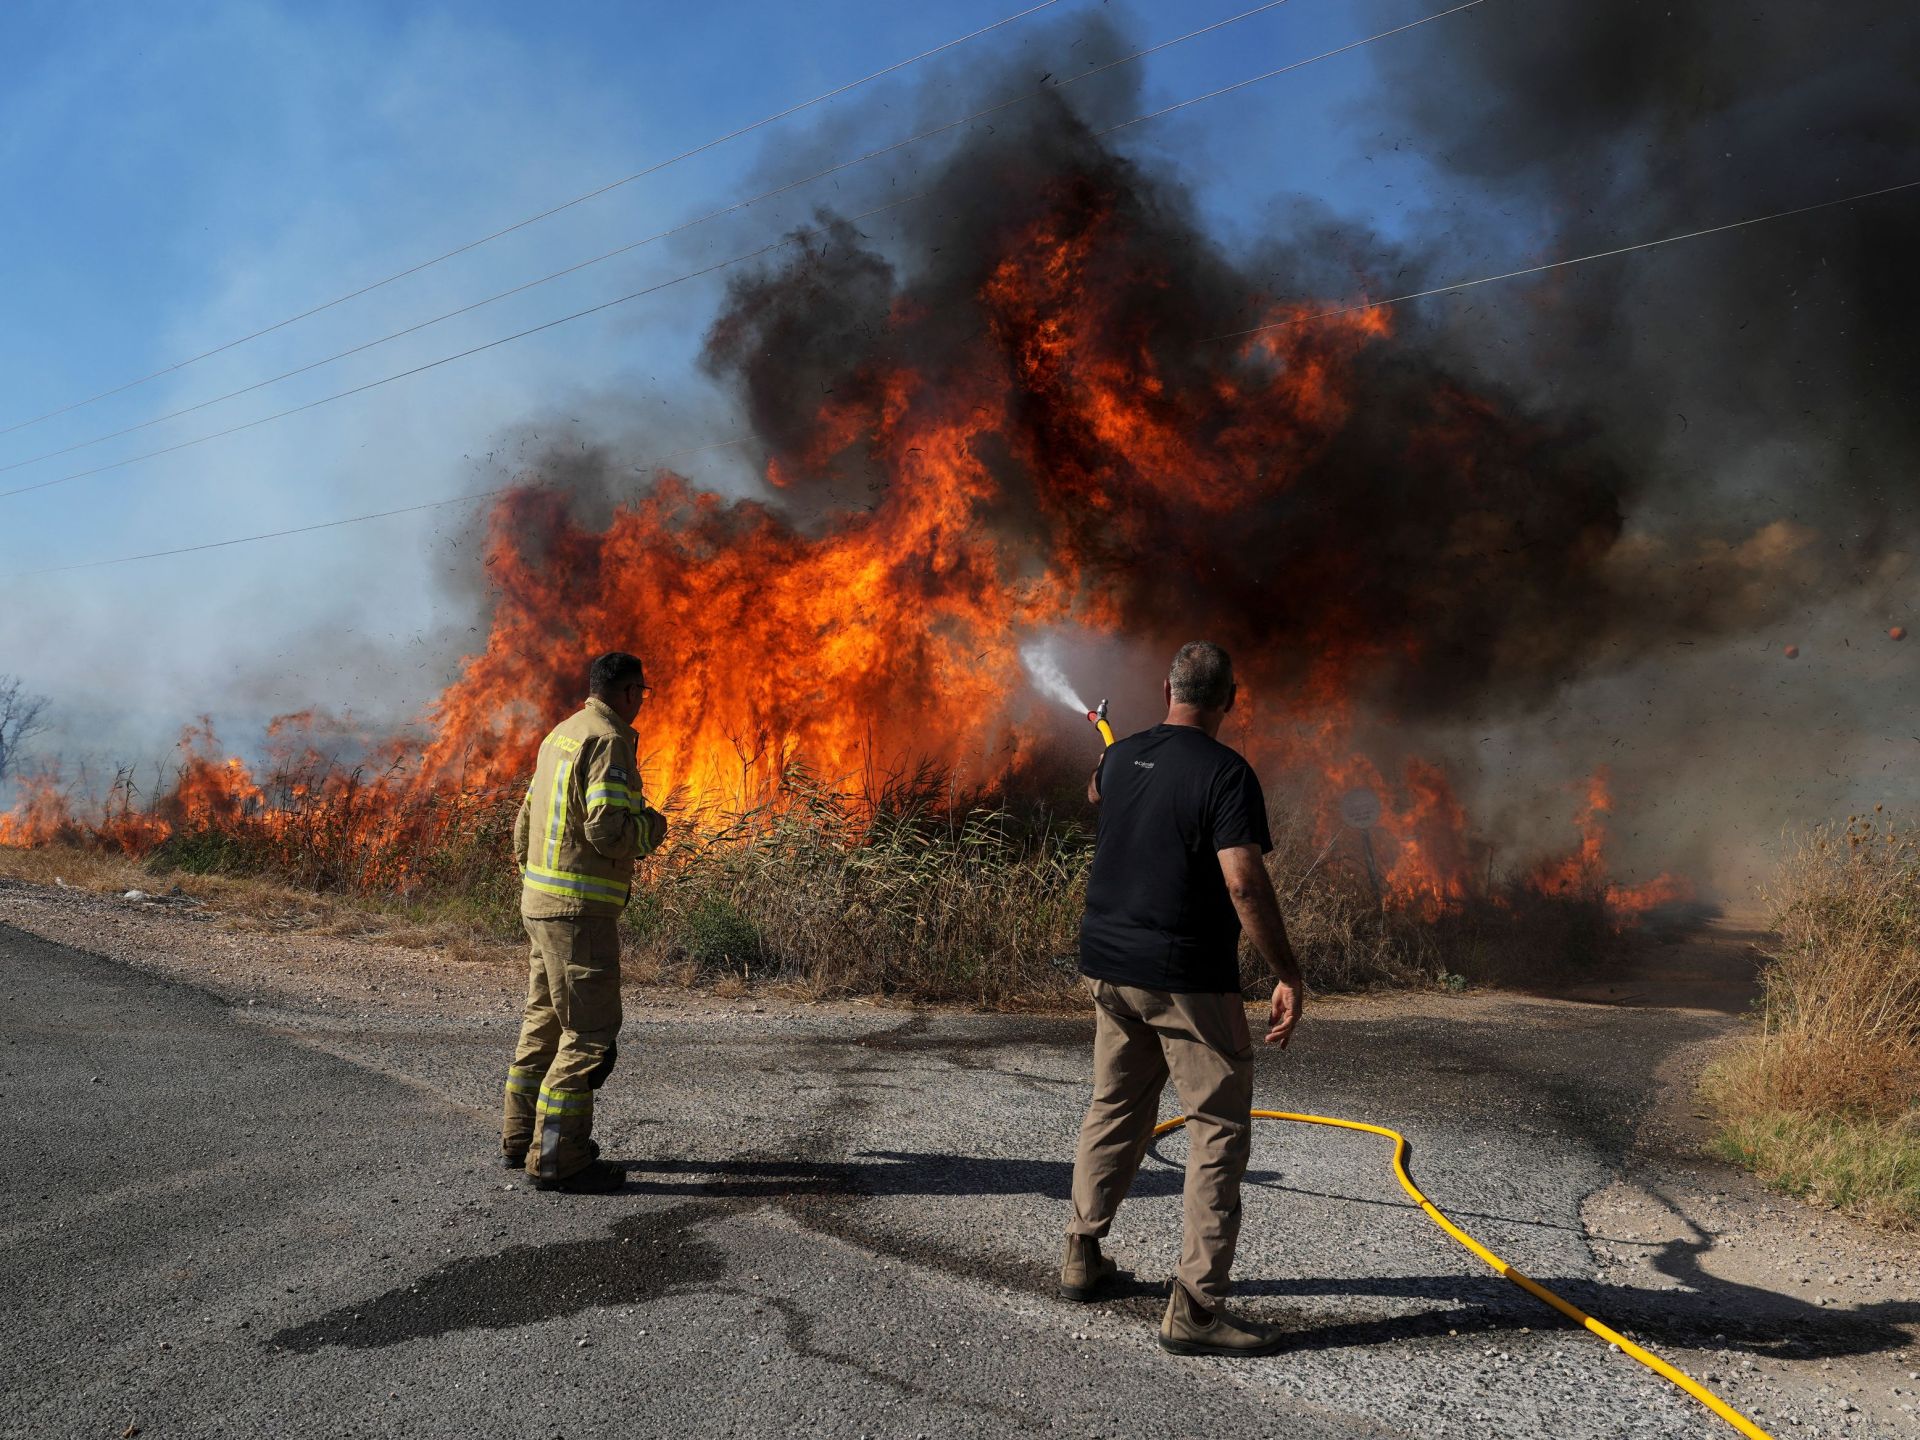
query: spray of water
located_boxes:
[1020,640,1089,715]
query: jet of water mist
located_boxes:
[1020,641,1088,715]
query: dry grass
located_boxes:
[1703,813,1920,1228]
[2,760,1644,1007]
[0,837,512,965]
[1262,810,1426,990]
[624,780,1091,1006]
[619,783,1505,1006]
[0,840,150,894]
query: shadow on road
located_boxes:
[265,1149,1914,1363]
[1220,1271,1920,1361]
[268,1200,732,1353]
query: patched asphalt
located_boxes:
[3,921,1913,1438]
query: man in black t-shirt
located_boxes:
[1059,641,1305,1357]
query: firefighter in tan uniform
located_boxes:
[502,652,666,1192]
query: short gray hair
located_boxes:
[1169,641,1235,710]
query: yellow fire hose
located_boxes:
[1153,1111,1776,1440]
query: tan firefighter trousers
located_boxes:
[502,915,623,1181]
[1067,979,1255,1305]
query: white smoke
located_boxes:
[1020,639,1089,715]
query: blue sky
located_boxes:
[1,0,1475,759]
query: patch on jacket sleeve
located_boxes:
[606,766,630,783]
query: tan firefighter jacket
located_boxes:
[513,696,665,918]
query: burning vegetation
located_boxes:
[19,0,1919,992]
[3,85,1709,969]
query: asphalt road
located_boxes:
[3,921,1913,1439]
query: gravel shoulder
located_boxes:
[3,875,1915,1439]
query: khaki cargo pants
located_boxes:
[1067,979,1255,1305]
[502,915,623,1181]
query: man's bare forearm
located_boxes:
[1233,880,1303,985]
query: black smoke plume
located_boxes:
[503,2,1918,885]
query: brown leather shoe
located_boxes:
[1059,1234,1117,1302]
[1158,1283,1287,1356]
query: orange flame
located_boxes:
[1528,767,1694,925]
[0,771,81,848]
[2,177,1687,927]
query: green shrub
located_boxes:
[680,894,763,970]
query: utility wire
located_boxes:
[5,435,759,579]
[12,169,1911,583]
[0,0,1067,440]
[0,191,926,502]
[1099,0,1484,137]
[1209,176,1920,343]
[0,0,1301,480]
[3,0,1436,505]
[11,171,1912,583]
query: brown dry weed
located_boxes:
[4,766,1641,1009]
[1704,814,1920,1228]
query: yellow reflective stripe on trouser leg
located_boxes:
[537,1086,593,1115]
[505,1065,542,1096]
[543,756,573,869]
[535,1084,594,1178]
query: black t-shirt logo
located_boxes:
[1133,760,1155,769]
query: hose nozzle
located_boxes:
[1087,698,1115,748]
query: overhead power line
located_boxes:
[0,191,927,502]
[0,0,1068,440]
[0,0,1303,481]
[1209,177,1920,343]
[1100,0,1483,136]
[6,435,758,579]
[9,170,1912,583]
[2,0,1453,505]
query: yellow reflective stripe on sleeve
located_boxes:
[585,783,633,810]
[542,756,573,869]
